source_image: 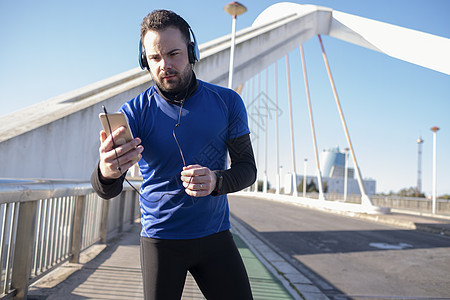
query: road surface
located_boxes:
[229,195,450,299]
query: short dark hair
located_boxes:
[140,10,191,44]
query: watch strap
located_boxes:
[211,171,223,196]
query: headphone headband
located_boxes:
[139,26,200,71]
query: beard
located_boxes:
[152,63,192,95]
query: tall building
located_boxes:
[320,147,354,178]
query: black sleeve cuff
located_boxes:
[213,134,257,195]
[91,162,125,199]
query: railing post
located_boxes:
[70,195,85,263]
[130,190,137,224]
[118,191,126,233]
[11,201,38,300]
[100,198,110,244]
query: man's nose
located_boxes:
[160,56,172,70]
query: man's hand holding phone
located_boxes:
[98,126,143,179]
[98,112,143,180]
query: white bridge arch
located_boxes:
[0,3,448,213]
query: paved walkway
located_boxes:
[28,219,296,300]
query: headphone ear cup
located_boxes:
[188,27,200,64]
[188,43,196,64]
[139,40,149,70]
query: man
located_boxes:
[91,9,256,300]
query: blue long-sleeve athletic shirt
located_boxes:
[118,79,252,239]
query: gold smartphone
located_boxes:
[98,112,134,144]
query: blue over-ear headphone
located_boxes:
[139,26,200,70]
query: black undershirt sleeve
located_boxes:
[214,133,257,195]
[91,163,126,199]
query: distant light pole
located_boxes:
[344,147,349,201]
[431,126,439,214]
[224,2,247,89]
[303,159,308,198]
[416,137,424,197]
[279,165,283,194]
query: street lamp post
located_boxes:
[416,137,424,197]
[279,165,283,194]
[224,2,247,89]
[344,147,349,202]
[303,159,308,198]
[431,126,439,214]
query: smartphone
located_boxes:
[99,112,134,144]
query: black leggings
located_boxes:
[140,230,253,300]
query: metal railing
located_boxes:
[0,179,140,299]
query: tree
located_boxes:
[397,187,425,198]
[322,181,328,193]
[256,180,271,192]
[298,179,305,192]
[307,180,317,193]
[257,180,263,192]
[298,179,321,193]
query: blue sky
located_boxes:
[1,0,449,195]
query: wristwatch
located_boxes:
[211,171,223,196]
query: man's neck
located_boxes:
[155,72,198,104]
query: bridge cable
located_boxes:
[264,68,269,193]
[317,35,373,206]
[285,54,298,196]
[299,45,325,200]
[274,61,281,194]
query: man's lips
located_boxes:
[162,74,177,80]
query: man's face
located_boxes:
[143,26,192,94]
